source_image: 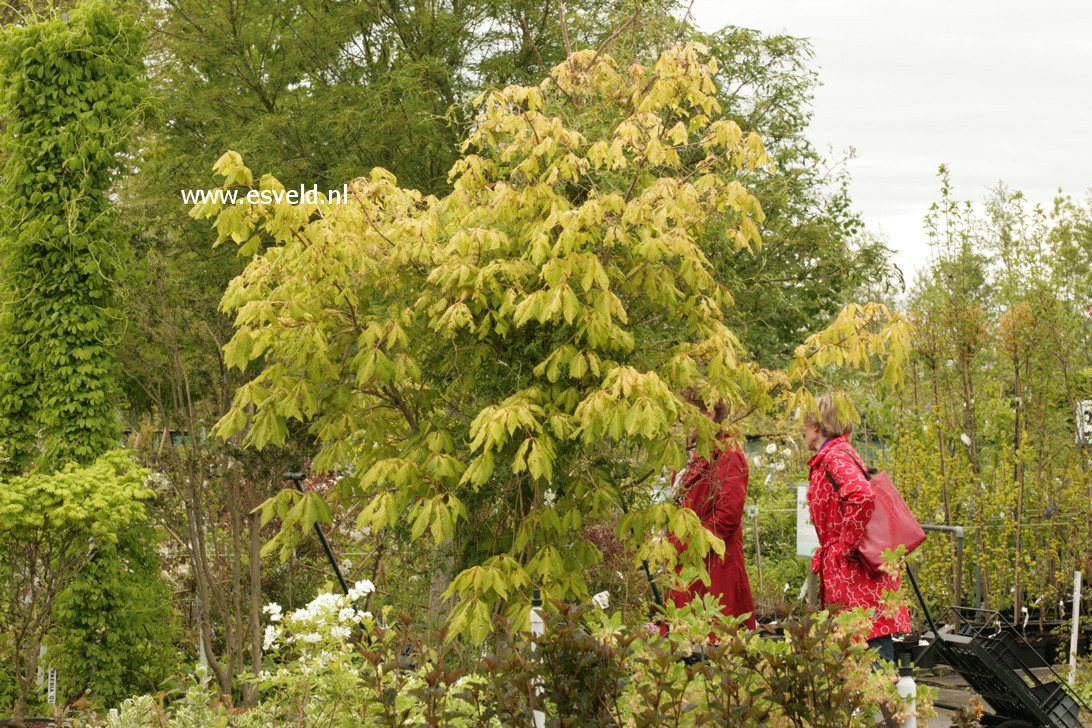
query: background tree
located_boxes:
[858,170,1092,622]
[698,27,895,364]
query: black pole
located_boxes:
[284,471,350,596]
[640,552,664,608]
[905,562,942,640]
[616,472,664,608]
[905,560,959,670]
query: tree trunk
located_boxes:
[243,510,263,706]
[929,357,961,605]
[1013,354,1025,624]
[428,539,454,624]
[13,628,43,728]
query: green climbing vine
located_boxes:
[0,0,145,471]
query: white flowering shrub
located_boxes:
[250,581,404,724]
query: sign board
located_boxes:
[1078,400,1092,444]
[796,484,820,558]
[47,668,56,706]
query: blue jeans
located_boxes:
[868,634,894,670]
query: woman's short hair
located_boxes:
[804,394,853,438]
[681,387,729,424]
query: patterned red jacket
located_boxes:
[806,435,911,640]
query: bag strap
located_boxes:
[823,446,876,493]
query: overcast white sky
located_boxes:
[691,0,1092,283]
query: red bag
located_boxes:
[827,452,926,575]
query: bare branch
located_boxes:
[557,0,572,58]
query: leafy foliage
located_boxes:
[0,1,144,471]
[696,27,895,363]
[863,169,1092,622]
[0,6,167,721]
[51,523,177,708]
[0,451,152,718]
[199,43,908,642]
[100,591,926,727]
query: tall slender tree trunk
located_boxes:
[428,540,455,624]
[929,357,961,605]
[243,511,263,706]
[1013,354,1025,624]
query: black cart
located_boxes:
[907,568,1089,727]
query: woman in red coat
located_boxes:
[664,397,756,631]
[804,394,911,664]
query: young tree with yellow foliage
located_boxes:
[195,43,908,641]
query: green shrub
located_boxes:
[97,588,930,727]
[52,523,177,708]
[0,451,153,721]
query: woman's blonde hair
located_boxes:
[804,394,853,438]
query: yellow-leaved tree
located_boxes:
[195,43,908,641]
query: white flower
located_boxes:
[753,456,763,468]
[262,602,283,622]
[263,625,281,650]
[592,591,610,609]
[775,461,786,472]
[348,579,375,601]
[311,592,344,613]
[781,448,791,458]
[338,607,356,622]
[765,443,778,455]
[543,489,556,506]
[341,558,353,570]
[960,433,972,447]
[329,625,351,640]
[299,632,322,643]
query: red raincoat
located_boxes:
[664,437,757,630]
[807,435,911,640]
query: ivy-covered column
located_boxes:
[0,6,159,722]
[0,2,145,471]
